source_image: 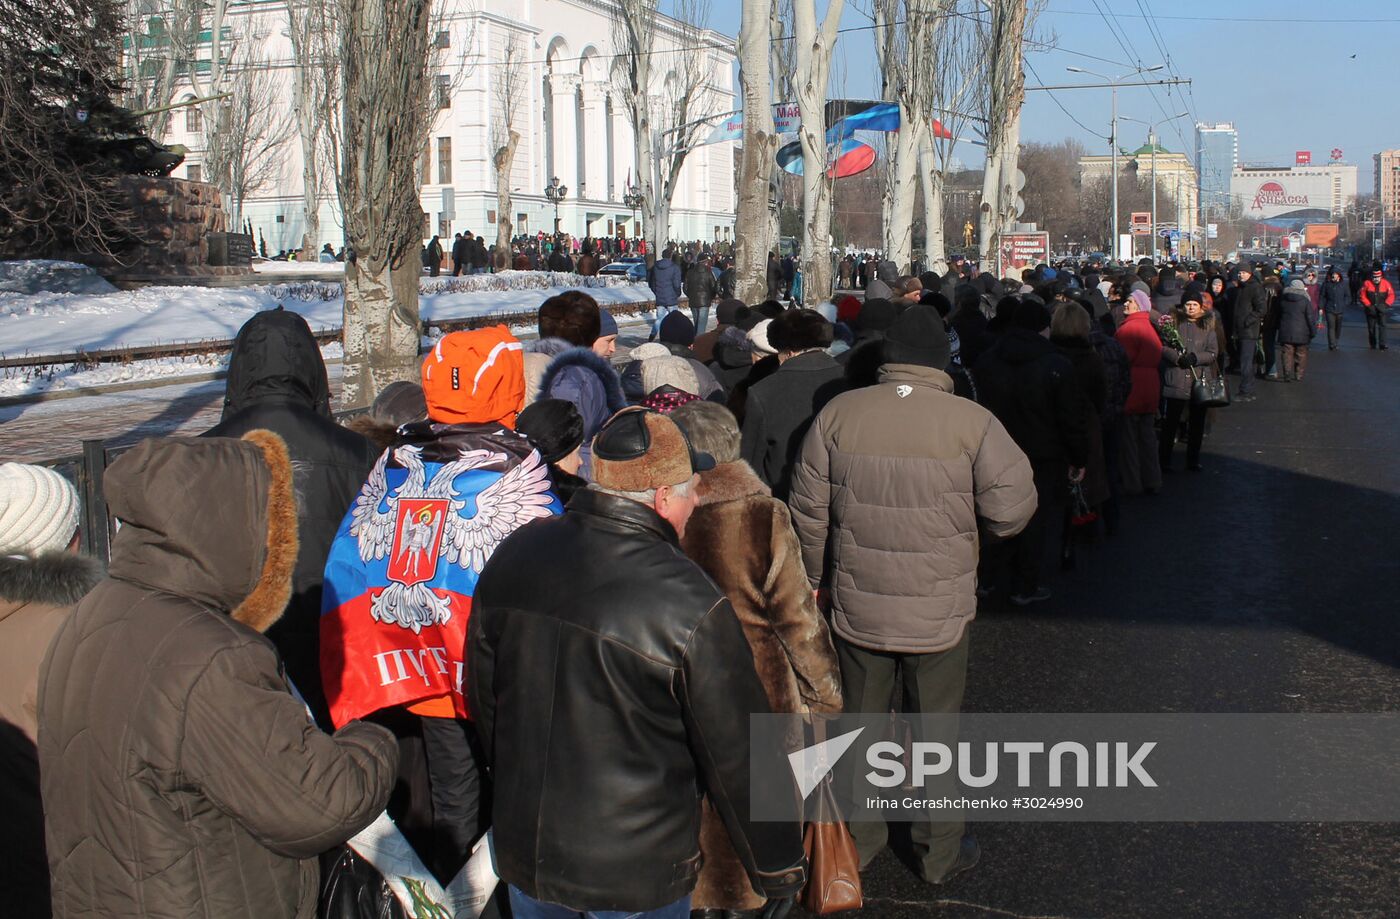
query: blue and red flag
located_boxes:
[320,434,560,726]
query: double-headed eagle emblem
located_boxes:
[349,444,554,632]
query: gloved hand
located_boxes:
[1176,351,1198,369]
[760,897,795,919]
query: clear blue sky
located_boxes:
[674,0,1399,187]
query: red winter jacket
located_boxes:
[1360,277,1395,309]
[1115,310,1163,415]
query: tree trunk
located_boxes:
[883,114,919,272]
[494,130,519,267]
[337,0,432,409]
[793,0,845,307]
[734,0,776,304]
[977,0,1026,269]
[288,0,323,260]
[918,125,947,267]
[341,256,421,408]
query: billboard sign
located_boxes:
[1232,172,1335,226]
[1295,150,1311,166]
[1130,212,1152,235]
[1207,223,1219,239]
[997,232,1050,276]
[1303,223,1340,248]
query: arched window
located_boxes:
[183,95,201,133]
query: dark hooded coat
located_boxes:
[204,308,375,726]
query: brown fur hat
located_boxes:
[538,291,602,347]
[768,308,833,353]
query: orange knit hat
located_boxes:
[421,327,526,427]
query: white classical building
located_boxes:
[152,0,738,254]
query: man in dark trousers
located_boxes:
[426,234,444,276]
[1229,262,1269,400]
[451,232,469,276]
[470,408,807,918]
[1360,263,1395,350]
[740,308,846,499]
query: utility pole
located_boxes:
[1061,68,1190,259]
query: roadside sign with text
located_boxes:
[1207,223,1219,239]
[1130,212,1152,235]
[997,232,1050,276]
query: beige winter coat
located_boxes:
[788,363,1037,654]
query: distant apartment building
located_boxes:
[1377,149,1400,222]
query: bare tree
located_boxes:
[873,0,948,273]
[976,0,1027,266]
[792,0,844,305]
[612,0,715,255]
[335,0,438,408]
[917,0,982,266]
[286,0,339,257]
[201,33,294,230]
[120,0,205,139]
[733,0,778,302]
[490,32,523,268]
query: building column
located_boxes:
[548,72,579,197]
[581,80,609,202]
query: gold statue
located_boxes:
[962,220,974,248]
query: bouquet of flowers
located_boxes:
[1158,312,1186,353]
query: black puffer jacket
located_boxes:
[1230,279,1269,339]
[204,308,375,727]
[469,489,806,912]
[975,328,1091,474]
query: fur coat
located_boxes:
[680,460,843,911]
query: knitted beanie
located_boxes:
[0,463,81,556]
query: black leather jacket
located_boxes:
[468,489,806,912]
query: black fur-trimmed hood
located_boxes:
[0,552,103,614]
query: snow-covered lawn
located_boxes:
[0,262,656,359]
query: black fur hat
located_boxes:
[768,308,834,353]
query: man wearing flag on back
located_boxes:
[321,326,562,886]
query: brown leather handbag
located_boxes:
[798,724,863,914]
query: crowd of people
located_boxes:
[0,249,1394,919]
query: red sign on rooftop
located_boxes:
[1295,150,1312,166]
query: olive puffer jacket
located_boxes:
[788,364,1037,654]
[38,434,397,919]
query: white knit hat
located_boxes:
[0,463,81,556]
[641,355,700,396]
[747,319,778,356]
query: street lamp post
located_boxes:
[544,176,568,236]
[1121,111,1189,259]
[1067,64,1163,261]
[623,183,643,242]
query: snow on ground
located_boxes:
[0,260,118,295]
[0,341,346,401]
[0,263,655,359]
[251,259,346,276]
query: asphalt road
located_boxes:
[807,307,1400,919]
